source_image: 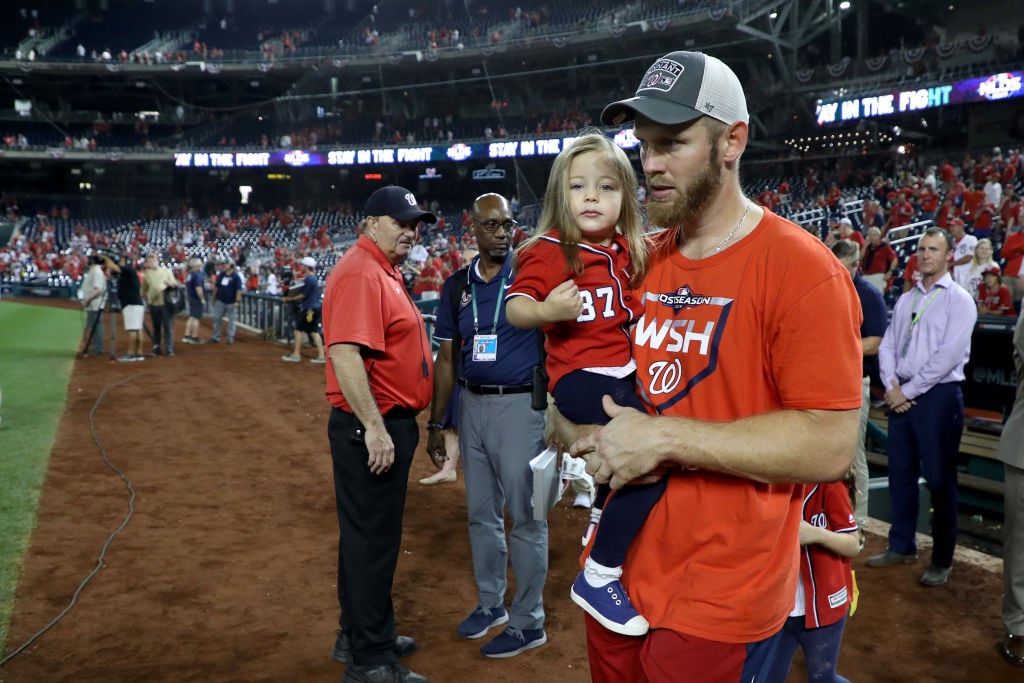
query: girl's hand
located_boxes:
[798,520,818,546]
[542,280,583,322]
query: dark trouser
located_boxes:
[150,305,173,354]
[551,369,660,566]
[590,480,667,567]
[85,309,104,354]
[764,615,851,683]
[329,406,419,667]
[886,382,964,568]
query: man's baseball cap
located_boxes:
[601,51,748,127]
[950,217,966,227]
[838,217,853,227]
[983,264,1002,277]
[300,256,316,268]
[364,186,437,224]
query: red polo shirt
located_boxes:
[322,235,433,413]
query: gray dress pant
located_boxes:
[459,389,548,631]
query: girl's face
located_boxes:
[976,241,993,260]
[568,150,623,244]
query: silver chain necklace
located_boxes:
[708,201,751,256]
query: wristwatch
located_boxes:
[427,421,444,430]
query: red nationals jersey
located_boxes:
[506,230,640,391]
[799,482,858,629]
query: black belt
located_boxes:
[458,378,532,395]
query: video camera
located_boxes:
[93,246,122,263]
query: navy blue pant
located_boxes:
[554,370,664,567]
[329,407,419,667]
[885,382,964,568]
[765,615,851,683]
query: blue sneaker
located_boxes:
[457,606,508,639]
[480,626,547,658]
[570,572,650,636]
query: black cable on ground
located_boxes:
[0,372,148,668]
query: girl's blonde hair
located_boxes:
[517,131,647,287]
[971,237,994,267]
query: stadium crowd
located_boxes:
[4,141,1023,324]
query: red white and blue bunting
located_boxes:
[865,56,887,72]
[826,56,850,78]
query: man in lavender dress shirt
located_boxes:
[867,227,978,587]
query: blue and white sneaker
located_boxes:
[479,626,547,658]
[457,605,508,639]
[570,572,650,636]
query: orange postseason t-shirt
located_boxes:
[617,208,863,643]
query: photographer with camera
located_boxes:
[100,248,145,362]
[142,253,181,357]
[78,253,108,357]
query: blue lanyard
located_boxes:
[470,277,506,336]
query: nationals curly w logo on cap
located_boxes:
[641,58,684,92]
[601,51,749,128]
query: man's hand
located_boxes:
[542,280,583,323]
[884,380,916,414]
[569,395,669,489]
[426,428,448,469]
[364,422,395,474]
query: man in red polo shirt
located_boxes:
[885,191,915,237]
[861,227,898,293]
[322,185,438,683]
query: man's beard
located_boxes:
[645,148,723,228]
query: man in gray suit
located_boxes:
[999,313,1024,667]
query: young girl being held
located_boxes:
[505,132,655,636]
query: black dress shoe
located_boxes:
[1001,633,1024,666]
[332,633,417,664]
[341,662,427,683]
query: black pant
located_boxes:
[329,406,419,667]
[150,304,173,353]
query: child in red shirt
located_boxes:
[766,478,860,682]
[977,267,1017,316]
[505,133,651,636]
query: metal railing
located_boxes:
[233,290,443,349]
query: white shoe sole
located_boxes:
[459,612,508,639]
[570,585,650,636]
[481,632,547,658]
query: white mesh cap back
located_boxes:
[693,54,749,126]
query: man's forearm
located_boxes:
[429,341,455,423]
[862,335,882,356]
[660,408,858,483]
[328,343,384,430]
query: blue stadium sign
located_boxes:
[815,69,1023,126]
[171,130,642,168]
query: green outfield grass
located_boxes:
[0,301,83,652]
